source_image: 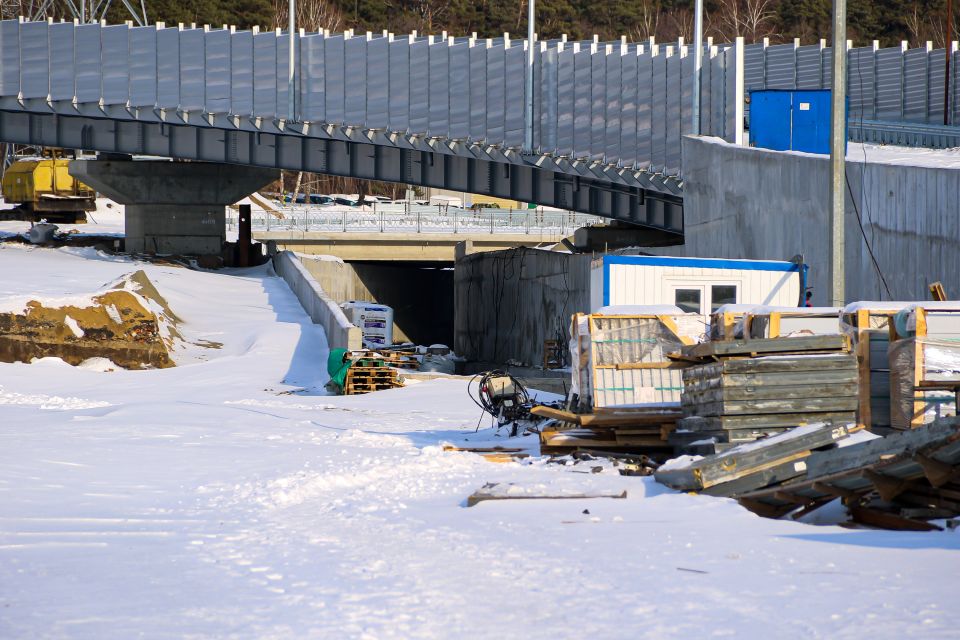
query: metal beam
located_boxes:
[0,109,683,236]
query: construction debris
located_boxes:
[737,417,960,530]
[655,422,851,496]
[534,405,681,456]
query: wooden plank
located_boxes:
[684,369,858,388]
[678,411,856,431]
[737,497,795,518]
[686,396,859,417]
[530,405,580,423]
[682,354,858,377]
[700,458,810,497]
[848,506,942,531]
[682,334,850,359]
[466,487,627,507]
[655,423,849,491]
[682,382,859,403]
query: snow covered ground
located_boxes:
[0,243,958,639]
[0,199,125,239]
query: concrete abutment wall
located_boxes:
[668,136,960,303]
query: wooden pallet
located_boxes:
[349,350,421,370]
[343,365,402,395]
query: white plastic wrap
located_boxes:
[889,337,960,429]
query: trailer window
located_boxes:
[711,285,738,312]
[674,288,702,314]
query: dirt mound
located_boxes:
[0,270,177,369]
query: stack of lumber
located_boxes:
[655,421,851,497]
[888,304,960,430]
[532,405,681,456]
[738,417,960,531]
[343,356,403,395]
[675,335,858,449]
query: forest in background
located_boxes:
[2,0,958,48]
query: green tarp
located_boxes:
[327,348,351,389]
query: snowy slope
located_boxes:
[0,244,958,639]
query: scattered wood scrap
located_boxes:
[442,445,529,463]
[533,405,681,456]
[654,422,851,496]
[737,417,960,529]
[466,482,627,507]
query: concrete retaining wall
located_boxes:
[273,251,362,351]
[669,136,960,303]
[454,248,591,365]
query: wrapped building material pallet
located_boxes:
[743,306,841,339]
[889,305,960,430]
[569,310,706,411]
[840,302,912,431]
[676,335,857,446]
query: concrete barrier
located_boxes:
[273,251,362,351]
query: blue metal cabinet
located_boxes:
[750,90,841,154]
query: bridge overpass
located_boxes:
[1,18,958,254]
[236,205,601,261]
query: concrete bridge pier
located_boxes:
[70,160,279,256]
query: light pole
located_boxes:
[288,0,296,122]
[524,0,535,152]
[829,0,847,306]
[692,0,703,134]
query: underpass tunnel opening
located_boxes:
[341,260,455,348]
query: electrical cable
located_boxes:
[845,171,893,299]
[467,370,531,428]
[852,48,894,300]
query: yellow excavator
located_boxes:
[1,150,96,223]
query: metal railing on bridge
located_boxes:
[227,205,602,238]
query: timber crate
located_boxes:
[840,303,911,431]
[888,304,960,429]
[744,306,841,339]
[709,305,754,341]
[343,365,402,395]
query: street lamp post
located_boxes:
[288,0,296,122]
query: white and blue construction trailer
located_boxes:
[590,255,807,313]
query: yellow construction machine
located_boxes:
[1,153,96,222]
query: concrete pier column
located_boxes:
[70,160,279,256]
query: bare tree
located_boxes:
[273,0,343,32]
[709,0,777,43]
[631,0,662,41]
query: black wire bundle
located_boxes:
[467,370,531,420]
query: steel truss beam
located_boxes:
[0,109,684,236]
